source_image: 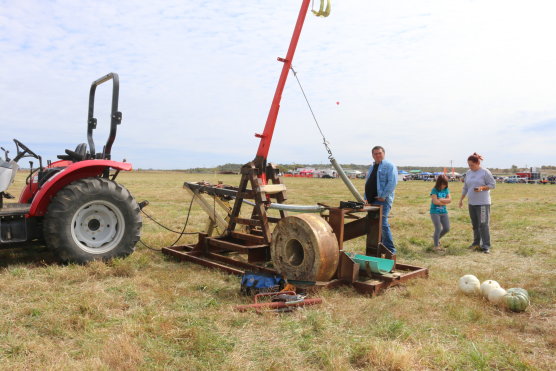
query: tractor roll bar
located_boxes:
[87,72,122,160]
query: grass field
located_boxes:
[1,171,554,370]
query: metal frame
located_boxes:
[162,190,428,295]
[162,1,428,294]
[87,72,122,160]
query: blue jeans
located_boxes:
[371,200,396,254]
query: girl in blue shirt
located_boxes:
[430,175,451,251]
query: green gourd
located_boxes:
[503,291,530,312]
[506,287,529,298]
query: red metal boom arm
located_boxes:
[254,0,311,164]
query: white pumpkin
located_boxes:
[487,287,507,304]
[480,280,501,298]
[458,275,481,295]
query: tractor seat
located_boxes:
[57,143,88,162]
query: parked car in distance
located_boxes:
[504,175,528,183]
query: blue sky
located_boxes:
[1,0,555,170]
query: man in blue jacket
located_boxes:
[364,146,398,254]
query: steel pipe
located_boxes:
[330,157,365,203]
[242,199,325,213]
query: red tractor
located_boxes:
[0,73,142,263]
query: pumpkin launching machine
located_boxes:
[162,0,427,295]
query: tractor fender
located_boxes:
[18,160,73,203]
[28,160,132,216]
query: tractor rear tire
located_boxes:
[43,177,141,263]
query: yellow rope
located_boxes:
[312,0,331,17]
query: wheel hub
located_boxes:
[88,219,101,231]
[71,201,125,253]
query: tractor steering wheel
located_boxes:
[13,139,39,159]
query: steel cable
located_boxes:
[138,194,197,251]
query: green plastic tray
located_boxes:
[345,253,395,275]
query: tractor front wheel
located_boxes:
[44,177,141,263]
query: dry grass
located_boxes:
[1,171,554,370]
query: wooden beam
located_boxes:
[184,187,228,231]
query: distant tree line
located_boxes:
[176,163,556,174]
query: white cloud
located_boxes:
[1,0,556,169]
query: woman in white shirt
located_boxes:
[458,153,496,254]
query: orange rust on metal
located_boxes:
[328,205,382,251]
[234,298,322,312]
[338,251,360,282]
[162,202,428,295]
[254,290,297,303]
[225,162,288,244]
[230,231,265,244]
[305,261,428,296]
[271,214,339,282]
